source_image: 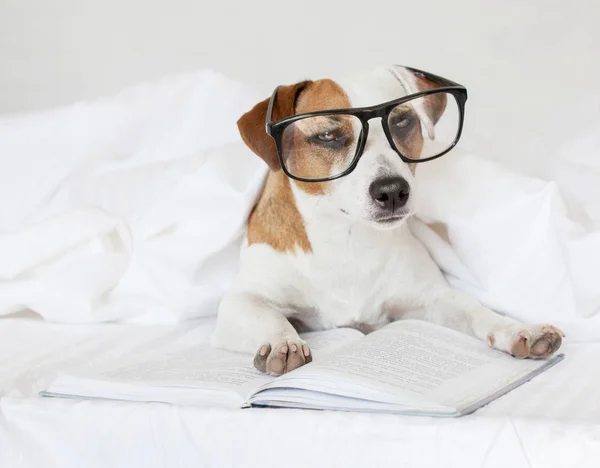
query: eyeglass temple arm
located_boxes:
[265,86,281,136]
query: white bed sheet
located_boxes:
[1,317,598,468]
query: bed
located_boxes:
[0,316,599,468]
[1,68,600,467]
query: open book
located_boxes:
[41,320,563,417]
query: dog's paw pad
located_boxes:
[509,325,564,359]
[253,339,312,375]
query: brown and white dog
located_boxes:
[211,66,564,375]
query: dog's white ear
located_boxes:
[386,66,447,140]
[237,81,312,170]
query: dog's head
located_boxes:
[238,66,448,230]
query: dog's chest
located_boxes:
[286,225,423,331]
[238,220,444,332]
[293,258,391,330]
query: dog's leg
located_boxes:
[211,292,312,375]
[392,288,564,359]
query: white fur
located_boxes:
[212,67,563,372]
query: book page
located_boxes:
[56,326,364,402]
[100,343,269,398]
[268,320,549,409]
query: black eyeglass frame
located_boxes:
[265,66,468,183]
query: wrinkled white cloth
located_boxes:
[415,152,600,339]
[0,70,267,323]
[414,93,600,340]
[0,71,599,338]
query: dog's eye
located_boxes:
[309,129,350,150]
[395,117,412,129]
[316,131,336,142]
[390,114,416,137]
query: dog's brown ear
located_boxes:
[237,81,312,170]
[412,73,447,126]
[387,66,447,140]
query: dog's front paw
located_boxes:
[253,339,312,376]
[488,324,565,359]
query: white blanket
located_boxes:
[0,71,267,323]
[1,70,599,338]
[1,317,599,468]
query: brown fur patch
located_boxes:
[413,74,448,125]
[242,79,352,253]
[391,71,449,169]
[295,79,351,113]
[291,79,352,195]
[388,103,424,170]
[247,170,312,253]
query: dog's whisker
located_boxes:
[312,194,325,213]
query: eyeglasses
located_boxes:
[265,66,467,182]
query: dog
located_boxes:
[211,65,564,375]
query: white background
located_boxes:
[0,2,597,106]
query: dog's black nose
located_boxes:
[369,177,410,211]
